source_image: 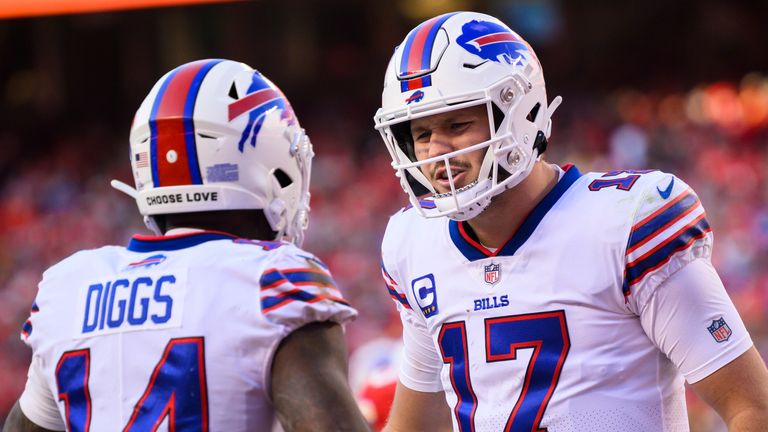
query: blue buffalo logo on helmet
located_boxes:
[405,90,425,105]
[228,72,296,152]
[456,20,530,67]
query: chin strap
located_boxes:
[533,130,548,156]
[110,179,138,198]
[110,179,162,235]
[544,95,563,139]
[534,95,564,157]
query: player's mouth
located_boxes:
[433,166,469,190]
[434,179,479,198]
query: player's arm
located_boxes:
[2,401,59,432]
[638,258,768,430]
[4,355,65,432]
[690,347,768,431]
[382,291,452,431]
[383,382,452,432]
[379,250,451,431]
[270,321,369,432]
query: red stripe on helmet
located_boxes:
[154,61,208,186]
[473,32,518,46]
[228,88,281,121]
[405,16,440,76]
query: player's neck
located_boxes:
[162,209,276,240]
[466,161,558,249]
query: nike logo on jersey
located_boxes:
[657,178,674,199]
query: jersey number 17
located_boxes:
[439,311,570,432]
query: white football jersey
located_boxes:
[20,230,357,431]
[381,165,752,432]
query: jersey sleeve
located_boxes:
[18,355,66,431]
[623,174,713,311]
[20,299,40,349]
[623,174,753,382]
[638,259,753,383]
[258,247,357,330]
[381,244,443,392]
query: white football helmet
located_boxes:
[374,11,562,220]
[112,59,314,245]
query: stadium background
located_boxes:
[1,0,767,430]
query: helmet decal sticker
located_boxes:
[230,72,296,153]
[405,90,424,104]
[205,163,239,182]
[456,20,529,67]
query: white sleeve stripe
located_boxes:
[627,203,706,262]
[260,283,342,298]
[625,215,712,287]
[631,188,693,230]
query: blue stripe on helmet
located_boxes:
[183,59,224,185]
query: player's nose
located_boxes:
[426,130,455,159]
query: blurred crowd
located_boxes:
[1,73,767,431]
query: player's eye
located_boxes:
[450,121,471,131]
[413,130,431,142]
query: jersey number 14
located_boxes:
[55,337,208,431]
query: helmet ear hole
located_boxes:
[266,199,287,231]
[391,121,416,162]
[273,169,293,188]
[491,103,505,133]
[404,171,431,197]
[527,103,541,123]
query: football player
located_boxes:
[5,59,369,431]
[374,11,768,431]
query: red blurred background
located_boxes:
[1,1,766,430]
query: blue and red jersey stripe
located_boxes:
[149,59,223,187]
[623,215,711,295]
[626,190,700,254]
[381,261,411,310]
[261,289,350,314]
[21,320,33,338]
[259,268,337,290]
[21,301,39,338]
[259,267,348,313]
[398,12,457,92]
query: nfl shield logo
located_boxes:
[484,263,500,285]
[707,317,732,343]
